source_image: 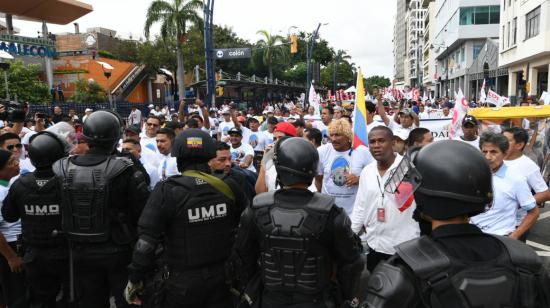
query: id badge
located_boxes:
[377,208,386,222]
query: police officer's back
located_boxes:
[363,141,550,308]
[126,129,248,308]
[53,110,150,308]
[2,131,70,307]
[234,137,364,308]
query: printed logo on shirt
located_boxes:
[249,134,258,148]
[322,129,329,144]
[24,204,60,216]
[188,203,227,223]
[231,150,245,163]
[146,143,156,152]
[330,157,350,187]
[222,126,230,135]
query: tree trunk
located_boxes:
[269,66,273,82]
[176,43,185,101]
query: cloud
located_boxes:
[11,0,396,78]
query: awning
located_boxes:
[0,0,93,25]
[469,106,550,120]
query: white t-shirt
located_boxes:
[388,119,415,134]
[455,136,480,149]
[263,131,274,146]
[19,157,35,175]
[242,127,266,151]
[140,135,158,154]
[505,155,548,225]
[157,154,179,181]
[230,142,256,172]
[313,121,331,144]
[141,158,160,191]
[218,120,235,142]
[366,121,386,136]
[317,144,373,215]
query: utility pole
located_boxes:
[203,0,215,107]
[305,23,325,108]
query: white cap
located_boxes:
[85,108,93,112]
[393,127,410,141]
[148,104,154,108]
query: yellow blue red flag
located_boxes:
[353,68,368,148]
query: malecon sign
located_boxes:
[0,34,57,58]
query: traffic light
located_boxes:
[290,34,298,54]
[217,86,224,97]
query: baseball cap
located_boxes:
[125,125,141,135]
[165,121,184,130]
[462,115,478,126]
[148,104,154,108]
[274,122,297,137]
[227,127,242,136]
[222,108,231,115]
[85,108,93,112]
[393,127,410,141]
[398,109,414,118]
[267,116,279,125]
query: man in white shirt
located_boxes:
[140,116,161,153]
[365,101,386,136]
[228,127,255,173]
[123,125,160,168]
[454,115,480,149]
[312,106,334,144]
[471,132,539,238]
[156,128,179,181]
[350,126,419,272]
[315,119,373,216]
[121,139,159,191]
[217,109,235,143]
[128,106,142,127]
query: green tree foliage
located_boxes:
[364,75,391,93]
[254,30,288,81]
[137,37,177,75]
[71,78,107,103]
[0,60,50,103]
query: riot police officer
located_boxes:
[233,137,364,308]
[2,131,70,307]
[126,129,248,308]
[363,140,550,308]
[53,110,150,308]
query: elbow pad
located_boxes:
[132,236,157,268]
[363,261,417,308]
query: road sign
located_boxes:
[213,48,251,60]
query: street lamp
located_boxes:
[0,50,14,101]
[97,61,114,109]
[305,22,328,108]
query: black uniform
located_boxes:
[54,148,149,308]
[363,223,550,307]
[128,168,248,308]
[234,189,363,308]
[2,169,67,307]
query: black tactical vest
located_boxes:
[53,156,132,243]
[396,235,546,308]
[252,191,334,295]
[16,173,64,247]
[163,174,239,270]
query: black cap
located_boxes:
[125,125,141,135]
[165,121,184,130]
[267,116,278,125]
[227,127,242,136]
[462,115,478,126]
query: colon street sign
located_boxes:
[213,48,251,60]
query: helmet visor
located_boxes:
[384,153,422,212]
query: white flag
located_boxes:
[486,90,501,106]
[541,91,550,105]
[450,89,469,139]
[308,84,321,117]
[480,79,487,103]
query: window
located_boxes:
[525,6,540,40]
[507,21,510,47]
[502,25,506,48]
[461,46,465,62]
[460,6,500,25]
[512,17,517,45]
[473,43,483,59]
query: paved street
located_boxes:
[527,205,550,269]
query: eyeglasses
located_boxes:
[6,144,22,151]
[146,122,159,127]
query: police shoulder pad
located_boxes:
[494,235,542,273]
[395,236,451,279]
[305,192,334,213]
[252,191,275,208]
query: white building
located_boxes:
[499,0,550,102]
[422,0,438,96]
[394,0,409,88]
[433,0,501,98]
[407,0,427,88]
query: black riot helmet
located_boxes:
[171,129,216,171]
[273,137,318,187]
[411,140,493,219]
[28,131,70,169]
[82,110,122,152]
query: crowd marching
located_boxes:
[0,87,547,308]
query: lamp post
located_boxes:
[305,22,328,108]
[97,61,114,109]
[0,50,14,101]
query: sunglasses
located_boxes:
[146,122,159,127]
[6,144,22,151]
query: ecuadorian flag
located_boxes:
[352,68,368,148]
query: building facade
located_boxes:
[433,0,501,98]
[407,0,427,88]
[394,0,408,88]
[422,0,437,96]
[499,0,550,102]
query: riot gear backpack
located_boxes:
[53,156,132,243]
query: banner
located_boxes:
[419,118,452,141]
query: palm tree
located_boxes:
[255,30,288,81]
[144,0,202,100]
[333,49,351,92]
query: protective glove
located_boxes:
[124,280,143,305]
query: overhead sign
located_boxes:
[0,35,57,58]
[213,48,251,60]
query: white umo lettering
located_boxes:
[24,204,60,216]
[188,203,227,223]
